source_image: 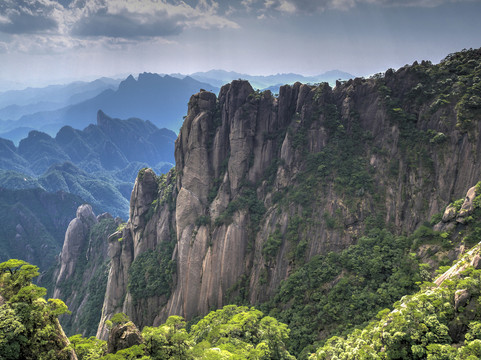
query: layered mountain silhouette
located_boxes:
[184,69,354,90]
[0,78,121,142]
[10,74,219,138]
[0,111,176,218]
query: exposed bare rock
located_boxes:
[107,322,143,354]
[54,204,97,288]
[442,205,457,222]
[472,254,481,269]
[454,289,470,311]
[457,185,477,222]
[53,204,120,337]
[98,71,481,337]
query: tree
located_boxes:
[0,259,74,360]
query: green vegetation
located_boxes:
[128,243,176,305]
[0,187,83,270]
[55,218,118,337]
[215,183,266,232]
[263,228,424,357]
[71,305,295,359]
[310,264,481,359]
[0,259,73,359]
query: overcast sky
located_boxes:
[0,0,480,89]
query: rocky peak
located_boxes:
[130,168,158,230]
[54,204,97,294]
[98,52,481,336]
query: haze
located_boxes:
[0,0,480,90]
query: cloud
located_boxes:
[71,7,184,37]
[0,0,238,41]
[260,0,476,14]
[70,0,238,39]
[0,0,61,34]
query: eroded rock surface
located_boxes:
[98,71,481,337]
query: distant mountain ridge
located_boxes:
[0,78,121,142]
[184,69,354,90]
[9,74,219,139]
[0,70,352,143]
[0,110,176,218]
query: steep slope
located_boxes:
[97,48,481,344]
[53,205,120,337]
[311,184,481,359]
[0,188,84,270]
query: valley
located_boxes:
[1,48,481,359]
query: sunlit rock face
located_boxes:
[97,56,481,338]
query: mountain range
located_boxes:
[0,78,121,142]
[0,110,176,216]
[54,48,481,352]
[2,48,481,359]
[0,70,353,144]
[183,69,354,90]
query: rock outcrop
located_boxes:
[107,322,143,354]
[54,204,120,337]
[97,49,481,338]
[54,204,98,288]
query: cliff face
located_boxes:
[97,49,481,337]
[53,204,120,336]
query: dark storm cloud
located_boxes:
[0,0,59,34]
[71,8,184,38]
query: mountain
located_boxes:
[84,47,481,356]
[0,77,120,118]
[52,204,120,337]
[312,186,481,358]
[14,73,219,136]
[0,78,121,143]
[188,69,354,90]
[0,187,84,270]
[0,110,176,218]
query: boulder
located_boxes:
[454,289,470,311]
[107,322,143,354]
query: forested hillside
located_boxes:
[92,48,481,358]
[2,48,481,360]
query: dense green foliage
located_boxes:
[310,261,481,359]
[263,228,424,357]
[0,259,73,359]
[128,244,176,304]
[72,305,295,359]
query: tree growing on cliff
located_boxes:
[0,259,73,360]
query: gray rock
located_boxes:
[107,322,143,354]
[54,204,97,289]
[458,185,477,219]
[454,289,470,311]
[442,204,457,222]
[96,75,481,338]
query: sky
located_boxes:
[0,0,480,89]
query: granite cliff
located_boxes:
[53,204,121,336]
[95,49,481,340]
